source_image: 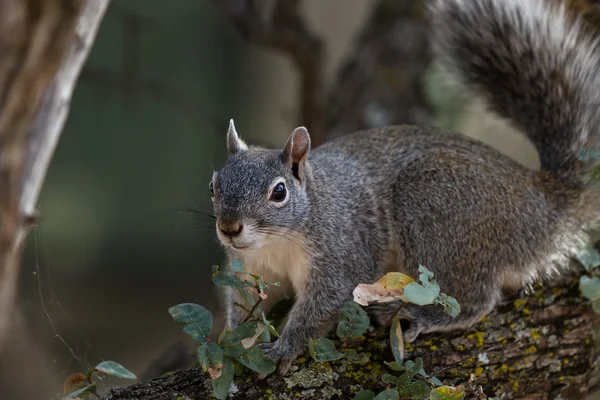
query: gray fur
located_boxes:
[210,0,600,374]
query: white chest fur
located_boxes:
[234,233,312,297]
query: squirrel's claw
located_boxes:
[257,340,298,377]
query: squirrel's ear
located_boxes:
[227,119,248,155]
[282,126,311,181]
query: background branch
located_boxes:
[217,0,325,145]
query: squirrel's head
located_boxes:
[210,120,311,251]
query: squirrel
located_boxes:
[209,0,600,374]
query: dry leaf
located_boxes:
[241,323,265,349]
[353,272,414,306]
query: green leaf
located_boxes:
[211,357,235,400]
[390,318,404,364]
[220,321,261,357]
[262,312,280,338]
[308,338,345,362]
[403,282,438,306]
[382,373,399,384]
[212,271,252,289]
[94,361,137,380]
[198,342,224,379]
[342,349,370,364]
[66,384,96,399]
[396,371,413,388]
[373,389,400,400]
[593,299,600,314]
[65,384,97,399]
[169,303,213,343]
[580,275,600,301]
[403,381,431,398]
[259,322,270,342]
[575,243,600,271]
[430,376,444,386]
[436,293,461,318]
[232,359,245,376]
[429,386,466,400]
[384,361,406,372]
[258,280,270,296]
[235,346,276,374]
[410,357,426,376]
[337,301,370,342]
[230,259,246,273]
[353,390,376,400]
[418,265,434,279]
[238,287,256,306]
[402,359,426,377]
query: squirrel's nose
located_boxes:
[218,220,243,237]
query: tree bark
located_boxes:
[100,273,599,400]
[0,0,110,354]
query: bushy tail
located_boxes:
[430,0,600,176]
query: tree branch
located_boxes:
[0,0,110,353]
[217,0,325,145]
[101,274,600,399]
[325,0,432,139]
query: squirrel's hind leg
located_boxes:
[368,292,499,343]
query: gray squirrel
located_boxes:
[209,0,600,374]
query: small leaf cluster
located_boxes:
[307,301,371,364]
[169,260,280,399]
[575,242,600,313]
[63,361,136,399]
[305,266,469,400]
[353,265,460,318]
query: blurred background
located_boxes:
[0,1,540,399]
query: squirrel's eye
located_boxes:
[270,182,286,202]
[209,180,215,196]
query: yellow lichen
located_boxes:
[500,364,509,373]
[475,367,484,376]
[530,330,541,340]
[525,345,537,354]
[514,299,527,308]
[473,331,485,347]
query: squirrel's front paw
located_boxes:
[257,340,298,377]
